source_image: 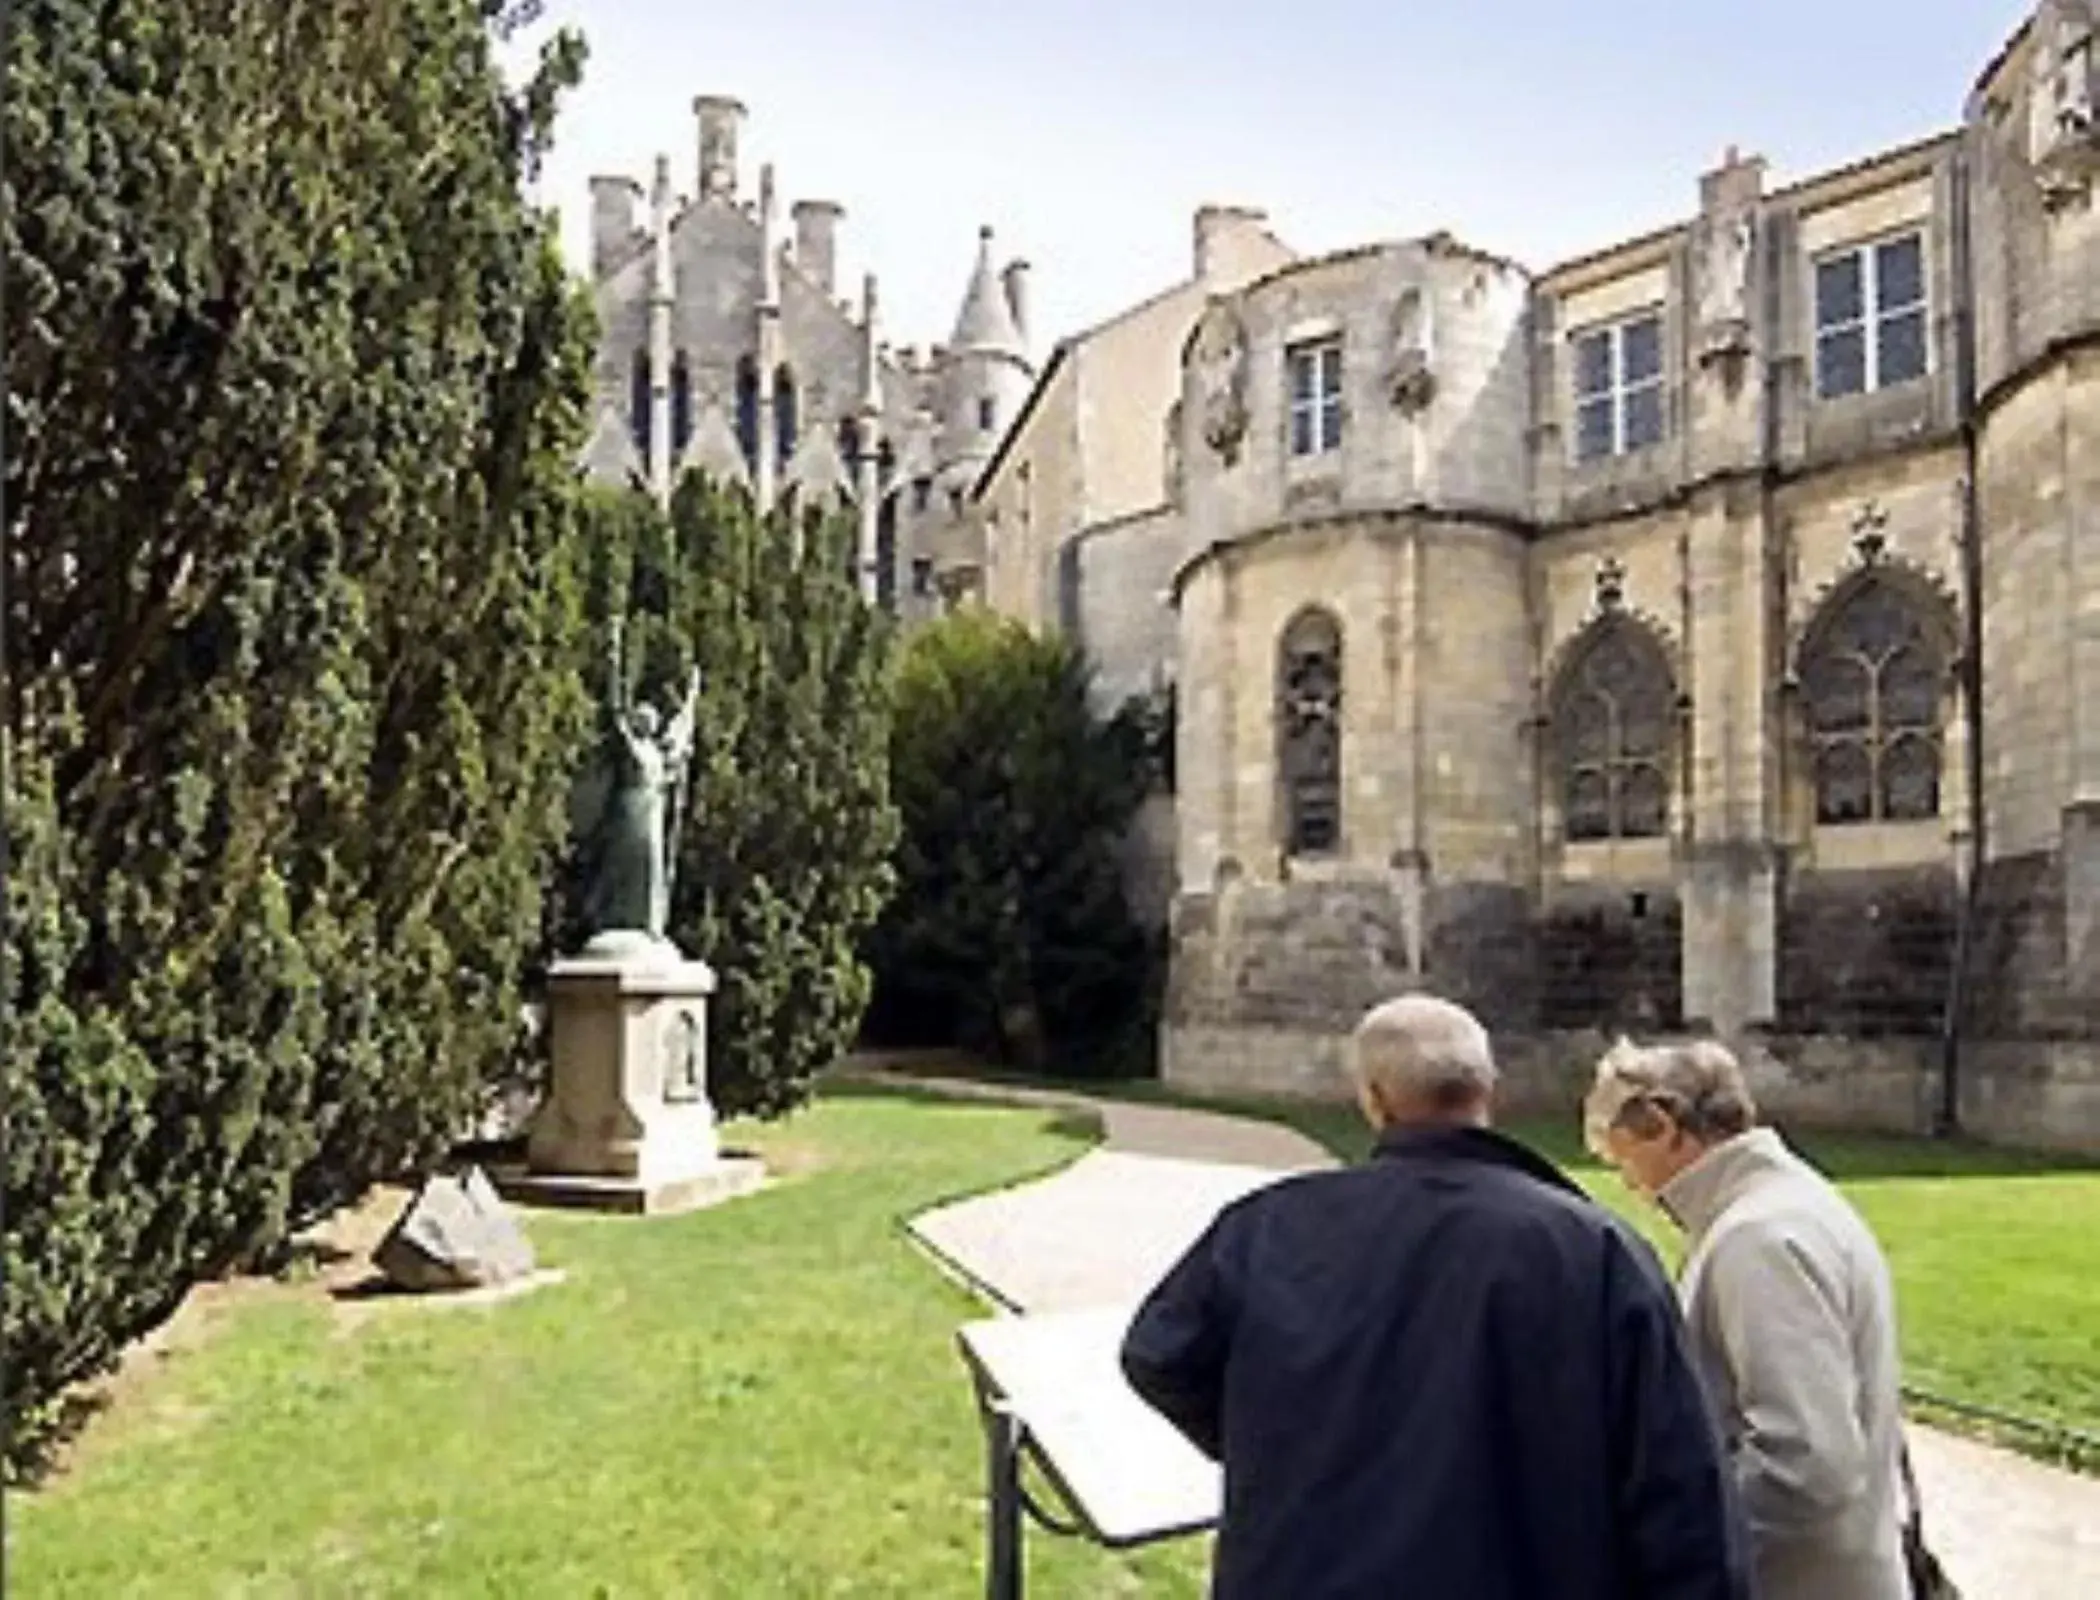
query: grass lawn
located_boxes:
[10,1088,1214,1598]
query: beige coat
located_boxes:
[1660,1128,1910,1600]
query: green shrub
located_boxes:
[865,611,1159,1074]
[3,0,594,1479]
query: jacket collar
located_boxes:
[1371,1123,1588,1201]
[1656,1126,1791,1242]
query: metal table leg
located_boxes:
[984,1399,1025,1599]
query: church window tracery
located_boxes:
[670,353,693,457]
[1800,578,1945,825]
[735,357,760,470]
[630,348,652,460]
[1552,619,1674,841]
[774,365,799,469]
[1277,608,1344,854]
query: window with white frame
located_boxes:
[1572,311,1664,463]
[1287,338,1344,457]
[1814,231,1926,399]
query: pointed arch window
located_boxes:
[734,357,760,471]
[630,348,653,460]
[1277,608,1344,855]
[669,353,694,458]
[774,365,799,470]
[876,492,899,612]
[1801,578,1945,825]
[1553,619,1674,842]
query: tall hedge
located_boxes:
[3,0,595,1478]
[864,610,1159,1073]
[550,481,899,1119]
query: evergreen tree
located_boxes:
[554,481,898,1119]
[3,0,595,1477]
[866,611,1158,1073]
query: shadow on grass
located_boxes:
[822,1078,1103,1153]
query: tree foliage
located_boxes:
[3,0,595,1478]
[549,481,899,1120]
[865,611,1160,1073]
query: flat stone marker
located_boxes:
[957,1305,1219,1551]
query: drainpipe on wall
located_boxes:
[1936,143,1987,1140]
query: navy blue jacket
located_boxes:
[1121,1125,1753,1600]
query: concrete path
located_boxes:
[885,1072,2100,1600]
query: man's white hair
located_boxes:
[1582,1035,1758,1157]
[1350,994,1498,1108]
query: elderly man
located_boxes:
[1584,1037,1910,1600]
[1120,995,1751,1600]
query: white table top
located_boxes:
[958,1305,1222,1549]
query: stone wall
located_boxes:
[1536,892,1685,1031]
[1778,865,1959,1037]
[1069,506,1180,712]
[1165,1017,2100,1157]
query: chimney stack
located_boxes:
[1193,203,1270,282]
[1001,258,1032,349]
[589,174,643,278]
[792,199,845,296]
[693,94,747,202]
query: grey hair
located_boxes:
[1350,995,1498,1109]
[1582,1036,1758,1156]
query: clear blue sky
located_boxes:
[499,1,2032,353]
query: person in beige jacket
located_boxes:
[1584,1037,1911,1600]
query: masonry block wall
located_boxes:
[1157,8,2100,1145]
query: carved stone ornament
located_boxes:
[1163,399,1186,503]
[1850,500,1890,566]
[1594,555,1628,614]
[1695,212,1756,360]
[2030,0,2099,208]
[1190,301,1251,466]
[1386,287,1438,415]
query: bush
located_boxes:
[3,1,594,1479]
[547,481,899,1119]
[865,611,1159,1074]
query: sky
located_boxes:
[497,0,2033,353]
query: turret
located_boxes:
[1193,204,1271,282]
[854,272,883,602]
[792,199,844,297]
[937,225,1035,473]
[758,162,781,311]
[589,174,643,278]
[693,94,746,202]
[646,154,675,503]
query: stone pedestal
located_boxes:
[497,931,764,1216]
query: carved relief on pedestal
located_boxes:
[1386,287,1437,415]
[659,1006,706,1104]
[1189,301,1251,467]
[2029,0,2099,208]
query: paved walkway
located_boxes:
[883,1072,2100,1600]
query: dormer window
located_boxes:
[1286,338,1344,457]
[1572,311,1664,463]
[1813,231,1926,399]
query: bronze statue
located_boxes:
[581,618,700,942]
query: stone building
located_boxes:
[976,3,2100,1147]
[579,95,1035,613]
